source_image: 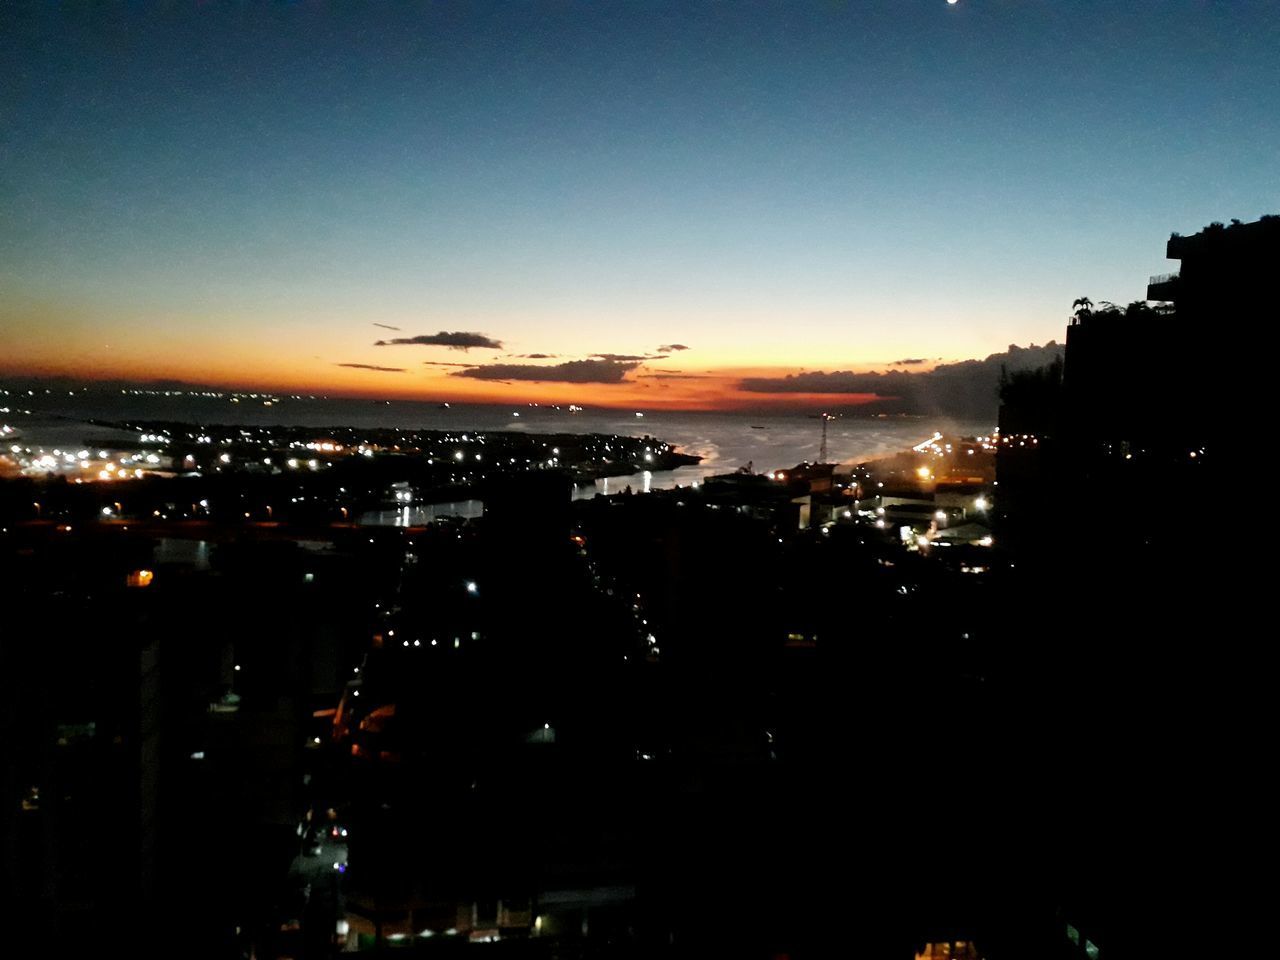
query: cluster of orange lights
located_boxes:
[126,569,154,588]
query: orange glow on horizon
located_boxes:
[0,304,952,414]
[0,355,925,412]
[0,296,960,411]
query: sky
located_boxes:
[2,1,1277,409]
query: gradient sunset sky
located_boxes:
[3,1,1277,409]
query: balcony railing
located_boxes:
[1147,272,1180,301]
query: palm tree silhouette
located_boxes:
[1071,297,1094,325]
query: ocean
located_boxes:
[3,389,993,497]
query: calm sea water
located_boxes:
[5,391,992,498]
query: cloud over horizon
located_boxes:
[658,344,690,353]
[452,358,642,384]
[336,362,405,373]
[376,331,503,350]
[739,342,1064,418]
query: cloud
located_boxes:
[589,353,663,362]
[452,358,642,384]
[739,370,896,394]
[637,373,714,380]
[738,342,1064,418]
[510,353,559,359]
[375,331,503,350]
[658,343,691,353]
[336,363,406,373]
[893,358,927,366]
[372,323,402,331]
[422,360,479,368]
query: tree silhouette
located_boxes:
[1123,300,1158,320]
[1071,297,1094,325]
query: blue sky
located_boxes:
[2,1,1277,402]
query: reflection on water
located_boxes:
[358,500,484,526]
[16,392,995,516]
[572,465,707,500]
[153,538,212,571]
[360,479,708,518]
[14,393,993,482]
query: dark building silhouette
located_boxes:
[1147,215,1278,313]
[479,468,574,551]
[1065,214,1277,458]
[990,217,1278,960]
[1001,214,1277,548]
[1073,216,1275,451]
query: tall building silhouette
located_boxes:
[1001,214,1277,548]
[992,216,1278,959]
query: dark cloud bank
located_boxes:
[452,358,640,384]
[739,342,1064,419]
[376,331,503,350]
